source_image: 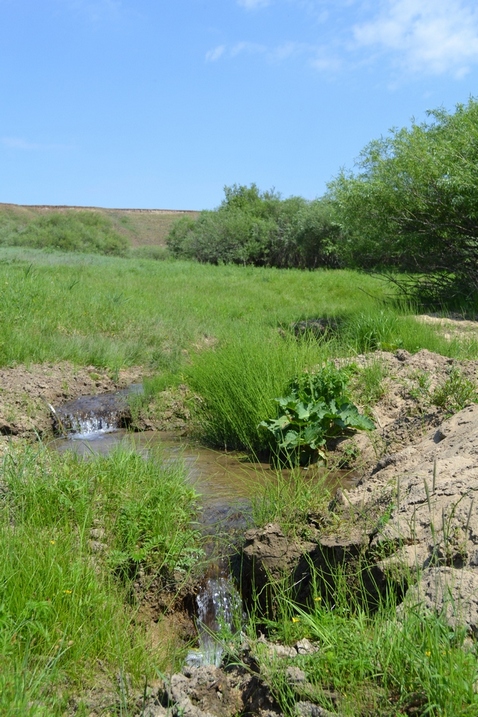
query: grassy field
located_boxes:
[1,245,478,715]
[0,203,199,249]
[1,245,474,371]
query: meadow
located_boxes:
[1,245,478,715]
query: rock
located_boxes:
[350,404,478,575]
[141,706,168,717]
[268,644,298,659]
[165,666,243,717]
[399,567,478,636]
[295,638,318,656]
[286,666,307,684]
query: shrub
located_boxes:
[1,211,129,256]
[328,99,478,307]
[167,184,342,269]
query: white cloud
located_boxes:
[353,0,478,76]
[206,45,226,62]
[309,52,342,73]
[1,137,73,151]
[237,0,272,8]
[205,38,342,74]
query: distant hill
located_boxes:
[0,203,200,248]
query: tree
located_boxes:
[167,184,342,269]
[328,99,478,307]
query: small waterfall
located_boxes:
[52,385,142,438]
[187,564,242,667]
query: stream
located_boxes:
[49,387,357,666]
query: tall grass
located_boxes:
[0,443,201,714]
[0,248,476,373]
[185,330,328,454]
[241,561,478,716]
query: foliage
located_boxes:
[431,365,478,413]
[260,363,375,464]
[243,579,478,716]
[328,98,478,307]
[0,211,129,255]
[251,468,334,538]
[0,248,477,373]
[186,331,325,454]
[166,183,341,268]
[0,443,200,713]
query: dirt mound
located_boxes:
[0,362,143,449]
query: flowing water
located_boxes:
[50,389,358,665]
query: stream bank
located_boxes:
[2,346,478,715]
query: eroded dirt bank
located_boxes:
[0,362,145,449]
[2,348,478,716]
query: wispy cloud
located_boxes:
[209,0,478,81]
[237,0,272,9]
[230,41,268,57]
[206,45,226,62]
[206,38,341,74]
[353,0,478,77]
[1,137,73,151]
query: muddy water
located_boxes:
[51,422,358,666]
[51,429,357,531]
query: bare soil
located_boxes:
[0,362,143,451]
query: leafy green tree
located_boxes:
[328,99,478,306]
[167,184,342,269]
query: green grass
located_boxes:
[238,568,478,716]
[0,247,475,373]
[0,443,202,714]
[0,247,477,713]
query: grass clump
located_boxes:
[431,366,478,414]
[0,443,202,714]
[185,331,326,455]
[251,468,335,538]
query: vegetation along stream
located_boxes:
[49,387,358,671]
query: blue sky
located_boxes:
[2,0,478,210]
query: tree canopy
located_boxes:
[166,183,341,269]
[328,99,478,306]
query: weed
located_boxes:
[351,358,388,407]
[260,363,375,465]
[431,366,478,414]
[0,443,202,713]
[239,564,478,716]
[408,368,432,402]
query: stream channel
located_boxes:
[49,386,357,667]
